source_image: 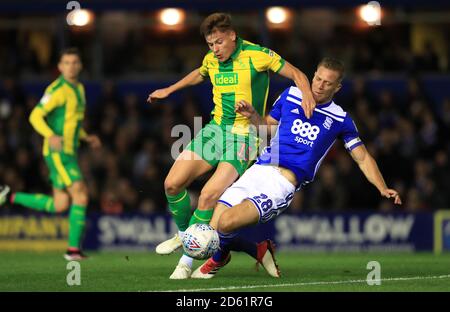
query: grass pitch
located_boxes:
[0,251,449,292]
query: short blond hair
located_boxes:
[318,57,345,81]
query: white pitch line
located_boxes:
[151,274,450,292]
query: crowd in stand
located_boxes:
[0,21,449,214]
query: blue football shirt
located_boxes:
[256,86,363,187]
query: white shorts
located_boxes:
[218,164,296,223]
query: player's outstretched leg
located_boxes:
[1,185,66,214]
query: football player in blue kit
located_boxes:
[191,57,402,279]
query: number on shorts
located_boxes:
[252,193,273,213]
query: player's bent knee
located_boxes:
[217,211,237,234]
[164,177,184,196]
[72,192,88,206]
[198,189,221,207]
[54,199,70,213]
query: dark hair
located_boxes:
[59,47,81,61]
[200,13,235,37]
[318,57,345,81]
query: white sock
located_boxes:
[179,254,194,268]
[178,230,185,239]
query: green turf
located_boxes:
[0,251,449,291]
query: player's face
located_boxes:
[58,54,82,81]
[312,66,342,104]
[205,30,237,62]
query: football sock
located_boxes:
[68,204,87,248]
[213,231,257,262]
[212,231,236,262]
[229,235,257,259]
[179,254,194,267]
[12,192,56,213]
[166,190,191,232]
[188,208,213,226]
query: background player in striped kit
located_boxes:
[147,12,316,279]
[191,57,402,279]
[0,48,101,260]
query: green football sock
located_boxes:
[166,190,192,232]
[188,208,214,226]
[68,204,87,249]
[12,192,56,213]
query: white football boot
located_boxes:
[256,240,280,278]
[169,262,192,279]
[156,234,182,255]
[0,185,11,206]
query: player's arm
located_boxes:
[147,68,205,103]
[235,100,279,136]
[277,61,316,119]
[29,106,55,138]
[235,100,278,127]
[29,94,63,151]
[350,145,402,205]
[79,128,101,149]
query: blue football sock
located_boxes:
[213,231,236,262]
[213,231,257,262]
[228,235,257,259]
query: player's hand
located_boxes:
[85,135,102,149]
[49,135,63,151]
[147,88,171,103]
[235,100,255,118]
[302,92,316,119]
[381,188,402,205]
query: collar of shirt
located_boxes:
[316,99,333,108]
[219,37,243,64]
[59,75,79,90]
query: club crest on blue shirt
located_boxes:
[323,116,333,130]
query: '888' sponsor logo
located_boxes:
[291,119,320,147]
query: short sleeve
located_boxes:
[341,116,364,151]
[199,53,210,77]
[251,48,285,73]
[268,88,289,121]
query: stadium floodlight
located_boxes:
[266,6,288,24]
[160,8,185,26]
[359,2,381,26]
[67,9,93,27]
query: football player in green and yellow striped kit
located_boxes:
[0,48,101,260]
[147,13,317,279]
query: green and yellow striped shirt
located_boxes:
[199,37,285,135]
[30,76,86,156]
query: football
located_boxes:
[181,223,220,260]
